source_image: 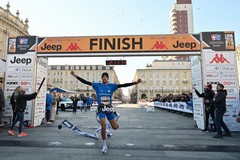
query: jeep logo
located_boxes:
[10,56,32,65]
[173,41,196,49]
[41,43,62,51]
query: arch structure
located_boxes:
[3,31,240,131]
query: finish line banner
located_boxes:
[35,34,202,57]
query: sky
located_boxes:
[1,0,240,95]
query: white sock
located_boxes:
[103,140,107,147]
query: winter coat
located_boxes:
[195,89,215,108]
[46,93,53,111]
[15,92,38,112]
[213,90,227,111]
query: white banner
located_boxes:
[191,56,205,129]
[153,101,193,113]
[33,58,48,126]
[3,52,36,122]
[202,50,240,131]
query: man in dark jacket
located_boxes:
[8,86,39,137]
[193,84,215,132]
[72,95,79,113]
[213,84,231,138]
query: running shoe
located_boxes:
[95,131,99,139]
[102,145,108,154]
[107,132,113,137]
[18,132,28,137]
[8,130,15,136]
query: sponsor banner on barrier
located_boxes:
[153,101,193,114]
[191,56,205,129]
[202,48,239,131]
[3,52,36,122]
[33,58,48,127]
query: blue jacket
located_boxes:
[46,93,53,111]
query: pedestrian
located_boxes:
[56,93,60,114]
[87,96,93,109]
[46,91,53,124]
[193,84,215,132]
[10,88,19,124]
[71,70,141,153]
[0,80,5,124]
[8,86,39,137]
[236,111,240,123]
[72,95,79,113]
[212,84,231,138]
[50,90,58,122]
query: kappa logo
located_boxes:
[151,41,168,49]
[66,43,81,51]
[210,54,230,64]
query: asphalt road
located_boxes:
[0,103,239,160]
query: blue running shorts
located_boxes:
[98,112,115,121]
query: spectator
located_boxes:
[56,93,60,114]
[213,84,231,138]
[72,95,79,113]
[10,86,20,123]
[236,111,240,123]
[50,90,58,122]
[81,95,87,112]
[8,86,39,137]
[193,84,215,132]
[87,96,93,109]
[0,80,5,124]
[46,91,53,124]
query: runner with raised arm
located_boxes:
[71,71,141,153]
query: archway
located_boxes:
[3,31,239,131]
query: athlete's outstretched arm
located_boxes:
[117,79,142,88]
[71,71,92,86]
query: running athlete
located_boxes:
[70,71,141,153]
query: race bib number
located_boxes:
[101,96,111,105]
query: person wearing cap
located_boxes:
[193,84,215,132]
[71,70,141,154]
